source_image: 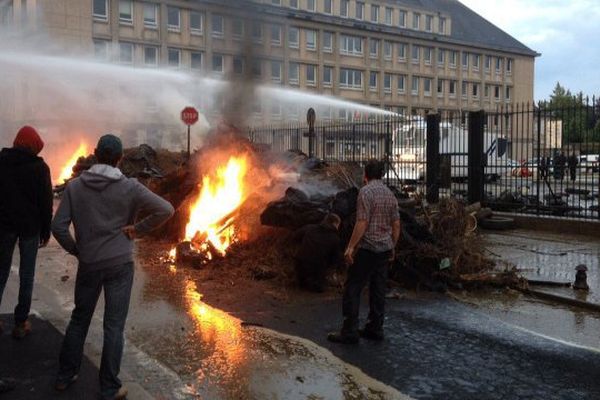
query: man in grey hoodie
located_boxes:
[51,134,174,400]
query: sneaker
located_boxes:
[12,320,31,340]
[0,377,17,394]
[112,386,128,400]
[358,328,384,341]
[327,332,359,345]
[54,374,79,392]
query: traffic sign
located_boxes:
[181,106,199,126]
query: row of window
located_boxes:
[269,0,449,35]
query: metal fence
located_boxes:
[248,98,600,220]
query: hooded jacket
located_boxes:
[0,147,53,240]
[51,164,174,271]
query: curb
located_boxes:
[520,288,600,313]
[494,212,600,236]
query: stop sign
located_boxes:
[181,106,199,126]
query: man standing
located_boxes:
[568,152,578,183]
[51,135,174,400]
[328,160,400,344]
[0,126,53,339]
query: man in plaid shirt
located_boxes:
[328,160,400,344]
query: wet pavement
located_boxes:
[1,230,600,399]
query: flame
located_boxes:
[57,143,89,183]
[184,155,248,256]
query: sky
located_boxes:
[459,0,600,101]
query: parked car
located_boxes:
[579,154,599,173]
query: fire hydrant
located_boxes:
[573,264,589,291]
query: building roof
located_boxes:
[384,0,539,56]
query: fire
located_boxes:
[185,155,248,256]
[57,143,89,183]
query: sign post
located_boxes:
[180,106,199,158]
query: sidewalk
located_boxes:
[0,314,99,399]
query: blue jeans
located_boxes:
[57,263,134,399]
[0,232,39,324]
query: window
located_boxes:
[191,52,203,70]
[252,59,261,77]
[425,15,433,32]
[306,64,316,86]
[190,11,203,35]
[424,47,432,65]
[290,0,298,8]
[383,41,392,60]
[252,23,262,43]
[369,38,379,58]
[119,1,132,24]
[144,46,158,66]
[412,13,420,29]
[252,101,262,115]
[485,55,491,71]
[316,33,330,55]
[397,43,406,60]
[340,0,349,17]
[212,15,224,38]
[411,76,419,95]
[119,42,133,64]
[507,59,513,74]
[462,52,469,69]
[505,86,511,100]
[411,45,420,63]
[449,51,457,67]
[369,71,378,90]
[93,39,109,61]
[439,17,446,33]
[289,62,299,84]
[437,49,445,65]
[462,81,468,98]
[232,18,244,38]
[324,0,332,14]
[397,75,406,93]
[384,73,392,93]
[437,79,444,96]
[307,0,315,12]
[472,83,479,98]
[385,7,393,25]
[340,68,362,89]
[356,2,364,20]
[496,57,502,73]
[167,7,180,31]
[288,27,299,48]
[424,78,432,96]
[484,85,490,98]
[370,5,379,23]
[271,25,281,45]
[143,3,157,27]
[306,29,317,50]
[473,54,480,70]
[233,56,244,74]
[449,80,456,97]
[93,0,108,20]
[271,103,282,117]
[271,61,282,82]
[168,48,180,68]
[212,54,223,73]
[340,35,362,56]
[494,85,500,99]
[323,66,333,86]
[399,10,406,27]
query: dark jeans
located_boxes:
[58,263,134,399]
[342,248,390,335]
[0,232,39,324]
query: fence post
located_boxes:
[536,104,542,216]
[468,110,486,204]
[385,120,392,186]
[352,124,356,162]
[426,113,441,203]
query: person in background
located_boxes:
[51,134,174,400]
[293,213,342,293]
[568,152,579,183]
[0,126,53,339]
[539,156,548,180]
[328,160,401,344]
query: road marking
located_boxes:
[510,324,600,354]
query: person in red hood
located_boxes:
[0,126,53,339]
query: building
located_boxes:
[0,0,538,127]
